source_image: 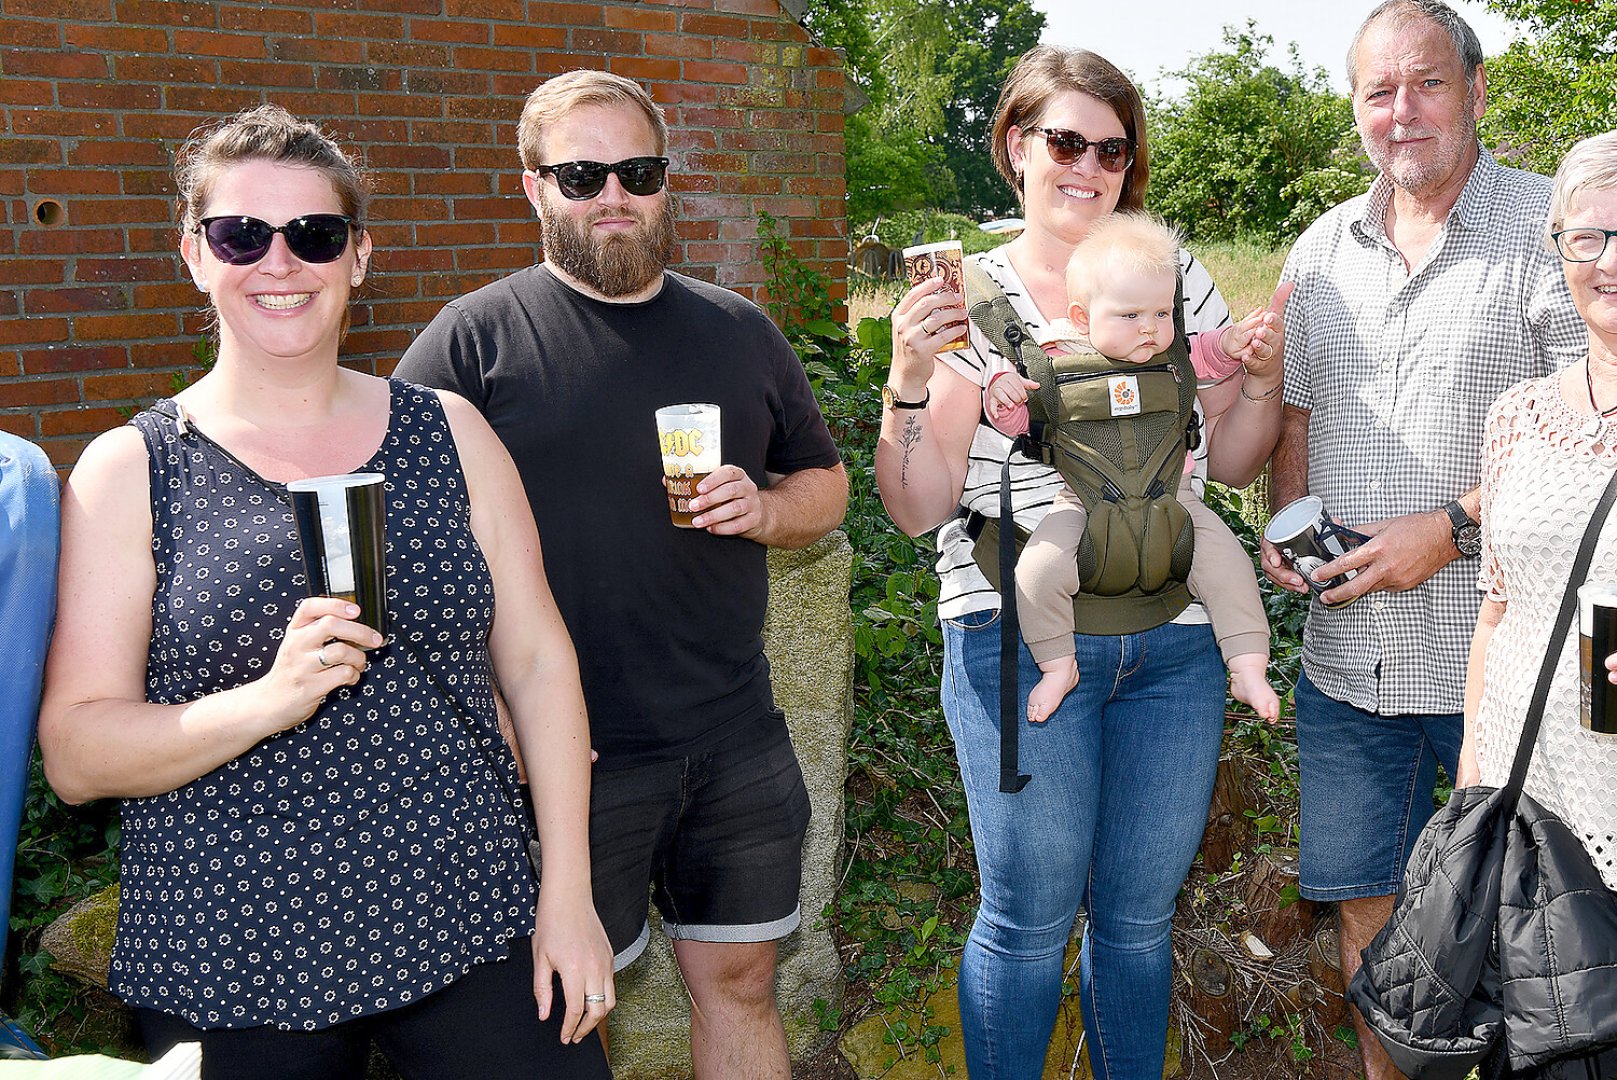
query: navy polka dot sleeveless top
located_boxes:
[113,379,535,1031]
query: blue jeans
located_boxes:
[941,610,1226,1080]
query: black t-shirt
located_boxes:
[395,265,841,769]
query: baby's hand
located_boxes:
[986,373,1038,417]
[1219,282,1293,381]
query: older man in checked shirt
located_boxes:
[1259,3,1584,1078]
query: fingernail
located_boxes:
[346,604,360,617]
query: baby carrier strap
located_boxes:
[963,260,1047,381]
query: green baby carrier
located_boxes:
[960,260,1200,792]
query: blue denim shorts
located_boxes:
[1294,669,1464,901]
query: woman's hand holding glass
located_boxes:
[890,279,968,392]
[251,596,384,732]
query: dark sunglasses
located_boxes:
[1030,128,1136,174]
[198,214,355,265]
[534,156,670,201]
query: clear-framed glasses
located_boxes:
[1552,227,1617,263]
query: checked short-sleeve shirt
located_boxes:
[1280,148,1584,716]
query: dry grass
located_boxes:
[1197,238,1289,319]
[847,278,901,328]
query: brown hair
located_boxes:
[174,104,367,233]
[517,69,669,171]
[989,46,1150,213]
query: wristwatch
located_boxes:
[1443,500,1482,557]
[881,385,929,411]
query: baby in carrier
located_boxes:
[984,213,1280,724]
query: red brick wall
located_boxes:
[0,0,849,467]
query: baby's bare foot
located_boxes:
[1227,655,1280,723]
[1027,660,1080,724]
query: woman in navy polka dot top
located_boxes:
[37,106,614,1080]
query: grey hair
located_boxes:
[1546,130,1617,246]
[1347,0,1484,92]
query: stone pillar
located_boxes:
[604,531,854,1080]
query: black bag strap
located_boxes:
[998,452,1031,794]
[1506,465,1617,802]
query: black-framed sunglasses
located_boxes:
[1029,128,1135,174]
[1552,227,1617,263]
[534,156,671,201]
[198,214,356,265]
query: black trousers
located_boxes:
[136,937,611,1080]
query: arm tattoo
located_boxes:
[898,414,924,489]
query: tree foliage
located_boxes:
[804,0,1043,225]
[933,0,1046,218]
[1479,0,1617,177]
[1146,25,1364,244]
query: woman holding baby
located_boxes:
[875,45,1289,1079]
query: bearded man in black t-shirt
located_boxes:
[395,69,847,1080]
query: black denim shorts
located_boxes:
[588,711,811,970]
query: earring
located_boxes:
[351,273,363,286]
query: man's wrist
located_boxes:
[1441,500,1481,557]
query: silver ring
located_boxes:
[584,993,607,1004]
[922,316,935,334]
[316,644,333,669]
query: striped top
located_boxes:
[934,245,1235,620]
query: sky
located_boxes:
[1033,1,1520,98]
